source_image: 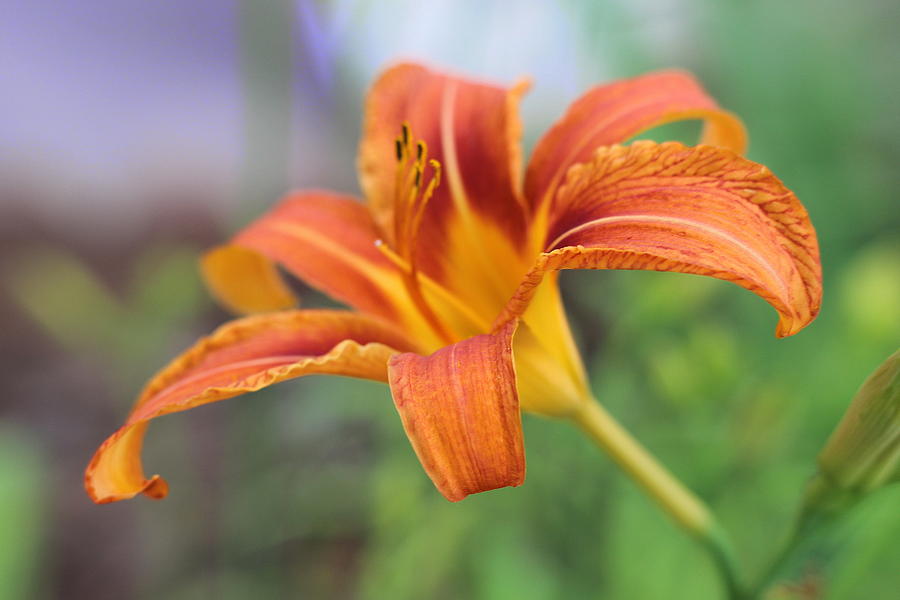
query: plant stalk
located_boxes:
[744,474,847,598]
[572,399,745,599]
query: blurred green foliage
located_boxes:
[10,245,207,357]
[0,429,46,600]
[3,1,898,599]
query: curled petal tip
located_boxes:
[141,475,169,500]
[775,303,821,338]
[85,311,415,505]
[88,473,169,505]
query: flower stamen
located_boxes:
[375,239,456,344]
[383,122,455,344]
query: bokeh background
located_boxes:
[1,1,898,598]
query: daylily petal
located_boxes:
[201,245,298,314]
[201,191,445,345]
[388,321,525,501]
[358,63,533,321]
[202,191,395,319]
[359,62,528,247]
[497,142,822,338]
[513,290,591,417]
[85,310,416,504]
[525,70,747,210]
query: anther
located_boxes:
[384,123,455,345]
[401,122,410,147]
[428,159,441,186]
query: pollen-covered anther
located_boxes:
[383,122,452,343]
[390,123,443,261]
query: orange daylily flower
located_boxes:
[85,63,821,504]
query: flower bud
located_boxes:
[815,350,899,501]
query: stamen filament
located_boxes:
[383,122,489,344]
[407,160,441,264]
[376,240,490,333]
[375,240,456,344]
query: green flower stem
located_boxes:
[744,521,811,600]
[572,399,745,599]
[745,474,850,598]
